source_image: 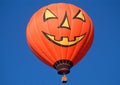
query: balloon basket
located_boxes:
[61,74,67,83]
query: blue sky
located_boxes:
[1,0,120,85]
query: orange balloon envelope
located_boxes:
[26,3,94,83]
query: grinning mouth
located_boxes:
[42,31,86,47]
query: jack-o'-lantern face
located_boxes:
[41,6,87,47]
[27,3,93,49]
[26,3,94,69]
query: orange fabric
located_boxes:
[26,3,94,68]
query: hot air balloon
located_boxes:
[26,3,94,83]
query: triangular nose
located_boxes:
[58,12,70,29]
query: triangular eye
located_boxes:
[73,10,86,22]
[43,8,58,21]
